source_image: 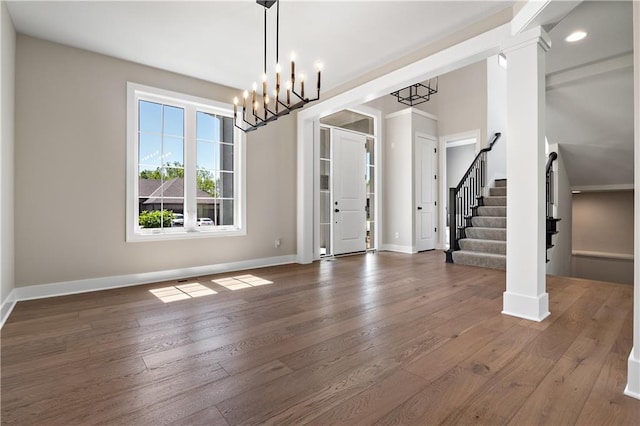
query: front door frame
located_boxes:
[314,105,381,260]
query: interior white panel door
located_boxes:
[415,135,437,251]
[333,129,367,255]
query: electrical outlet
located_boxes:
[274,238,281,248]
[395,232,399,239]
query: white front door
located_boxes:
[415,135,437,251]
[333,129,367,255]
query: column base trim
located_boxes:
[502,291,550,322]
[624,348,640,400]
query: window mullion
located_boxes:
[184,105,197,230]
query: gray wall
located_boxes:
[446,143,475,190]
[437,61,487,146]
[363,89,438,117]
[1,2,16,308]
[14,36,297,288]
[572,190,634,284]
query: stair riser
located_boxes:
[459,239,506,255]
[465,228,506,241]
[471,217,506,228]
[489,187,506,196]
[477,207,506,217]
[483,197,507,206]
[494,179,507,188]
[452,251,506,270]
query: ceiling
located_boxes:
[5,1,635,188]
[545,0,634,187]
[5,0,512,93]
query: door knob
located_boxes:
[335,208,340,213]
[417,206,423,210]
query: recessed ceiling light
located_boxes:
[565,31,587,42]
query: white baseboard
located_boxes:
[625,349,640,400]
[502,291,550,322]
[1,289,17,329]
[13,255,297,303]
[380,244,416,254]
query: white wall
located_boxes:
[486,54,507,182]
[383,112,413,249]
[546,145,572,276]
[383,110,437,252]
[571,190,634,284]
[14,36,297,288]
[1,2,16,317]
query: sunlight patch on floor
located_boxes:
[149,282,217,303]
[212,274,274,290]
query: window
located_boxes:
[127,83,245,241]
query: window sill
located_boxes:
[127,227,246,242]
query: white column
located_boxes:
[502,27,551,322]
[296,116,315,264]
[624,0,640,401]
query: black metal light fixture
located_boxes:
[233,0,322,133]
[390,78,438,107]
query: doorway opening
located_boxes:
[439,132,480,249]
[318,110,377,257]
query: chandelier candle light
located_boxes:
[234,0,322,132]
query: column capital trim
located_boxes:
[502,26,551,54]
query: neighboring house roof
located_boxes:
[139,178,216,205]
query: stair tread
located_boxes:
[455,250,505,258]
[466,226,506,231]
[460,238,506,245]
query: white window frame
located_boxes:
[126,82,246,242]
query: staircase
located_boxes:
[451,179,507,270]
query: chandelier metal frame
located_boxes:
[390,78,438,107]
[234,0,321,133]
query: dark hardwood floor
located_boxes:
[1,251,638,425]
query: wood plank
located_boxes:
[575,310,640,425]
[307,368,427,425]
[375,325,540,425]
[110,360,292,425]
[439,351,556,425]
[1,251,637,425]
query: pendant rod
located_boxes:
[276,0,280,65]
[263,7,267,74]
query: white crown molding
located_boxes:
[547,53,633,90]
[511,0,581,36]
[385,107,438,121]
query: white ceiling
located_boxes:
[5,1,635,188]
[6,0,512,93]
[545,0,634,187]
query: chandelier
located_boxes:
[390,78,438,107]
[234,0,322,133]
